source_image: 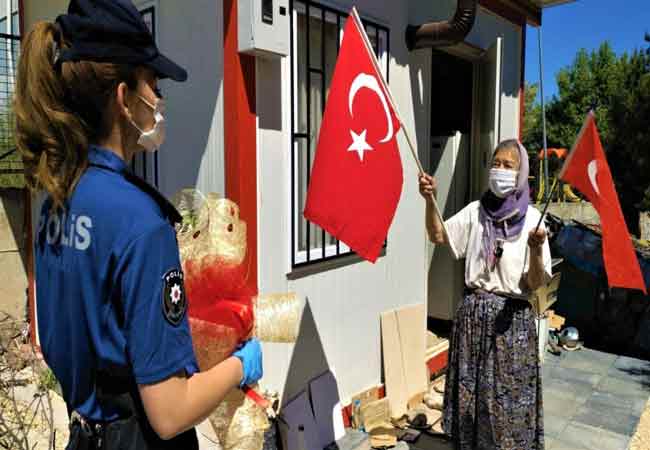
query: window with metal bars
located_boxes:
[0,32,21,188]
[130,5,160,188]
[0,12,19,35]
[290,0,389,267]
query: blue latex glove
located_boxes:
[233,338,263,387]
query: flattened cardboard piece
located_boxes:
[549,310,566,330]
[369,426,398,448]
[361,397,390,432]
[309,370,345,448]
[395,304,427,402]
[381,310,408,419]
[280,390,321,450]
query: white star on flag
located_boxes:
[170,284,182,305]
[348,129,373,161]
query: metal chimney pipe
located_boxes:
[406,0,478,51]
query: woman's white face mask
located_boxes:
[130,95,166,153]
[489,168,518,198]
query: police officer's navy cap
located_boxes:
[56,0,187,82]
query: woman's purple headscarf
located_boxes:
[479,140,530,271]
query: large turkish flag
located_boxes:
[560,112,646,293]
[303,12,403,263]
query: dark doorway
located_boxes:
[431,49,473,137]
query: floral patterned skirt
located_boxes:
[442,290,544,450]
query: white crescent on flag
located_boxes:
[587,160,600,195]
[348,73,394,143]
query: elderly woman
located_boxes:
[419,139,551,450]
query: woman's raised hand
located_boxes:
[418,173,437,200]
[527,229,547,249]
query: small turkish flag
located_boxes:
[560,112,646,293]
[304,11,403,263]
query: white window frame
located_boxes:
[289,0,389,267]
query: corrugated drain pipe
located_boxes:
[406,0,478,51]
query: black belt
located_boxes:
[69,410,107,449]
[68,368,199,450]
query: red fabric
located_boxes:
[224,0,258,293]
[303,14,403,263]
[184,258,256,370]
[560,113,646,293]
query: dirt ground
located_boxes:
[629,398,650,450]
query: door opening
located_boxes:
[427,49,474,321]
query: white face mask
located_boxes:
[131,95,166,153]
[489,168,518,198]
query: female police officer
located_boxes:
[15,1,262,448]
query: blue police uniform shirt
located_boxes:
[35,146,199,421]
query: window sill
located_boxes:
[286,247,387,280]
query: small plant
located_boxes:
[0,314,55,450]
[37,368,58,393]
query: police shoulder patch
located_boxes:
[162,269,187,326]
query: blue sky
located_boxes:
[525,0,650,101]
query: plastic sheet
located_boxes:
[554,225,604,276]
[554,224,650,289]
[174,190,303,450]
[254,293,304,343]
[210,389,271,450]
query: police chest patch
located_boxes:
[162,269,187,326]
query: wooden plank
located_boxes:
[381,310,408,419]
[395,304,428,403]
[426,339,450,362]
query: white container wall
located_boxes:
[24,0,226,198]
[152,0,225,198]
[258,0,525,403]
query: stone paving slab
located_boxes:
[547,348,618,375]
[543,376,594,403]
[543,348,650,450]
[544,411,570,438]
[337,349,650,450]
[607,357,650,390]
[612,356,650,373]
[586,390,648,417]
[545,365,602,388]
[548,437,590,450]
[572,403,639,436]
[551,422,630,450]
[598,375,650,397]
[543,390,581,419]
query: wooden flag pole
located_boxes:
[350,8,423,173]
[533,179,559,233]
[533,111,594,234]
[350,8,448,236]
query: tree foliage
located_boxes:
[523,39,650,234]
